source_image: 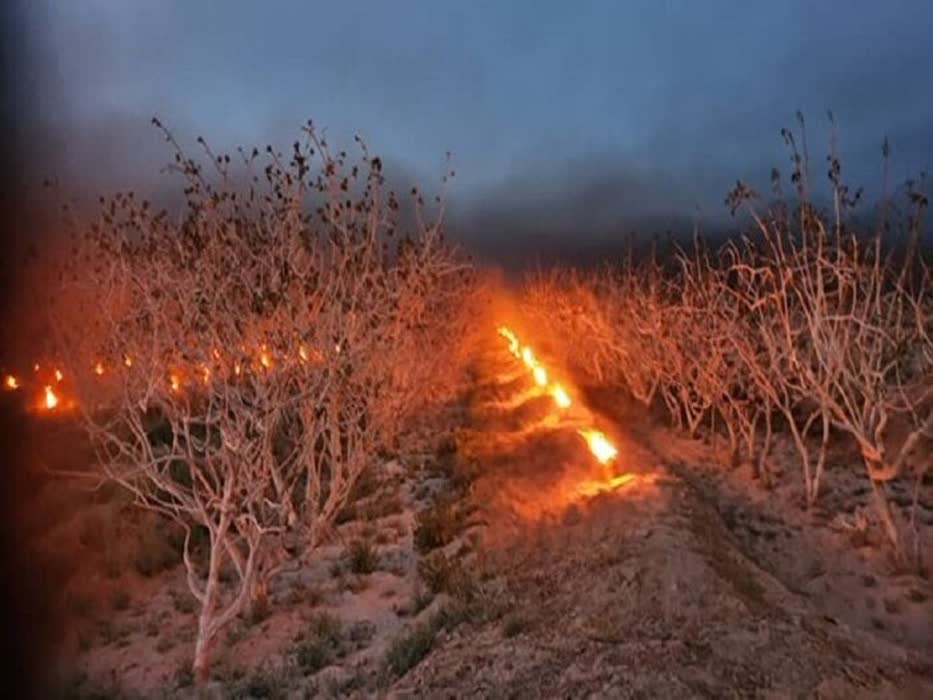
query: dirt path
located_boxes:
[392,321,933,698]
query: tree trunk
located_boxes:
[867,465,902,558]
[192,590,217,684]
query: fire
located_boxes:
[551,384,571,408]
[169,373,181,393]
[497,325,617,466]
[259,346,272,369]
[93,362,104,376]
[521,346,535,367]
[578,429,618,464]
[532,365,548,387]
[54,369,64,382]
[124,355,133,367]
[497,326,521,357]
[4,374,18,390]
[44,385,59,410]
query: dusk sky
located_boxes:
[19,0,933,252]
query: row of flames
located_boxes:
[2,342,335,414]
[496,326,618,465]
[5,364,68,412]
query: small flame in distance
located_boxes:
[44,385,59,410]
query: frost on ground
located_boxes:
[21,315,933,698]
[388,330,933,699]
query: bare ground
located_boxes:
[19,315,933,698]
[388,331,933,699]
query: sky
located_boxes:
[15,0,933,259]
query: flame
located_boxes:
[259,345,272,369]
[521,346,535,367]
[93,362,104,376]
[169,373,181,393]
[54,369,64,382]
[4,375,18,390]
[299,345,309,362]
[497,326,521,357]
[532,365,548,387]
[551,384,571,408]
[578,429,618,464]
[497,325,617,466]
[44,385,59,410]
[124,355,133,368]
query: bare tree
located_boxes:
[51,120,476,682]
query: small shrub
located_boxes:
[417,551,476,599]
[286,580,326,608]
[346,538,379,574]
[294,614,344,675]
[385,623,436,677]
[366,490,404,520]
[348,620,376,648]
[173,659,194,689]
[235,666,289,699]
[503,615,528,638]
[414,499,467,553]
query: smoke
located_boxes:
[449,153,730,269]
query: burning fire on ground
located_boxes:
[497,325,619,466]
[2,341,329,415]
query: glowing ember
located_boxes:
[299,345,309,362]
[521,346,536,367]
[579,429,618,464]
[54,369,64,382]
[4,374,18,390]
[44,385,59,410]
[124,355,133,367]
[33,363,39,372]
[234,363,242,376]
[169,374,181,393]
[551,384,571,408]
[259,346,272,369]
[497,326,521,357]
[94,362,104,376]
[532,365,548,387]
[575,472,637,497]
